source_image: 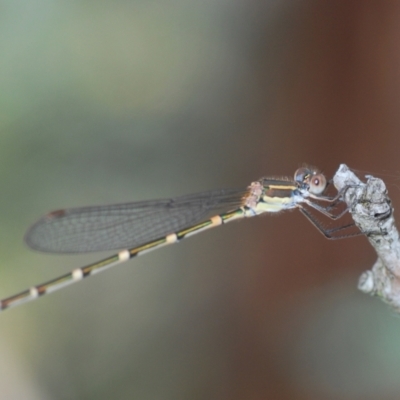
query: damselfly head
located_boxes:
[294,166,327,195]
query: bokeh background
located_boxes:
[2,1,400,399]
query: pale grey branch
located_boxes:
[333,164,400,312]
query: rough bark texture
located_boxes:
[334,164,400,312]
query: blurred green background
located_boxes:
[2,1,400,399]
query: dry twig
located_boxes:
[333,164,400,312]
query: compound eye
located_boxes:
[309,173,327,195]
[294,167,311,184]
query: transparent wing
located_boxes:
[25,188,246,253]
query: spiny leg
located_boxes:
[309,184,359,207]
[298,206,361,240]
[303,199,350,220]
[304,183,366,221]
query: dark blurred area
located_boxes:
[1,1,400,399]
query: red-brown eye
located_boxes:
[294,167,311,184]
[309,173,327,195]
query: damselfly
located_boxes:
[0,166,354,312]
